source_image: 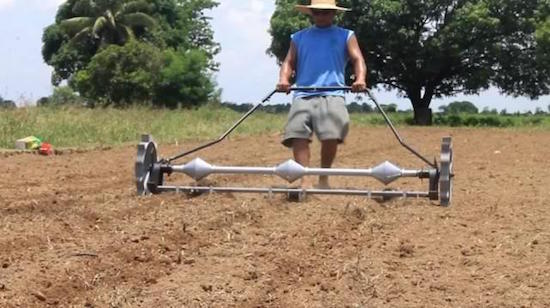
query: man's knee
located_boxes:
[321,139,339,148]
[292,138,310,148]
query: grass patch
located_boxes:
[0,105,285,149]
[1,106,549,149]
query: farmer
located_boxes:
[277,0,367,189]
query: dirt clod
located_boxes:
[31,291,47,301]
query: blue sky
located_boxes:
[0,0,548,112]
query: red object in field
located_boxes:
[39,142,53,156]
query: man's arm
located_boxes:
[347,35,367,92]
[277,41,297,93]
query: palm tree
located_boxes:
[59,0,156,47]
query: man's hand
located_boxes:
[278,42,296,94]
[351,80,367,92]
[347,35,367,93]
[277,80,292,93]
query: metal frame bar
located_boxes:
[171,164,424,178]
[166,89,278,163]
[364,89,437,168]
[157,185,431,198]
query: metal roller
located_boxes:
[170,158,427,184]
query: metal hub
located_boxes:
[135,135,158,195]
[439,137,453,206]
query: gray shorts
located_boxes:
[282,96,350,148]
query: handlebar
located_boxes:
[280,86,366,93]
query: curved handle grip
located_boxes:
[280,86,369,93]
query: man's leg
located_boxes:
[318,139,339,188]
[292,138,312,187]
[292,138,310,166]
[315,96,349,188]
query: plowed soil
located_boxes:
[1,127,549,307]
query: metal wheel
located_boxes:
[439,137,453,206]
[135,135,158,195]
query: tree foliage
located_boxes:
[269,0,550,125]
[42,0,219,107]
[0,96,16,109]
[58,1,156,46]
[50,86,86,105]
[73,41,215,106]
[439,101,479,114]
[74,41,163,105]
[155,49,215,108]
[148,0,220,70]
[36,86,86,106]
[43,0,157,85]
[268,0,311,66]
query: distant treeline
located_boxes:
[221,100,550,116]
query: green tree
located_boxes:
[58,0,156,46]
[43,0,156,85]
[535,3,550,81]
[380,103,398,113]
[481,107,499,114]
[154,49,215,108]
[0,96,16,109]
[439,101,479,114]
[37,97,51,106]
[42,22,97,85]
[73,40,163,106]
[49,86,85,105]
[269,0,550,125]
[42,0,220,100]
[148,0,220,70]
[268,0,310,66]
[73,40,216,106]
[347,102,362,113]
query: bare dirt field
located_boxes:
[1,126,549,307]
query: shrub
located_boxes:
[439,101,479,114]
[73,41,215,108]
[74,41,163,106]
[47,86,85,106]
[154,49,215,108]
[0,99,16,109]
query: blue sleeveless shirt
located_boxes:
[291,25,354,98]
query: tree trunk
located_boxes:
[413,106,433,125]
[409,86,434,126]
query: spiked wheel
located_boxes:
[135,135,158,195]
[439,137,453,207]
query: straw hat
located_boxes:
[295,0,351,15]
